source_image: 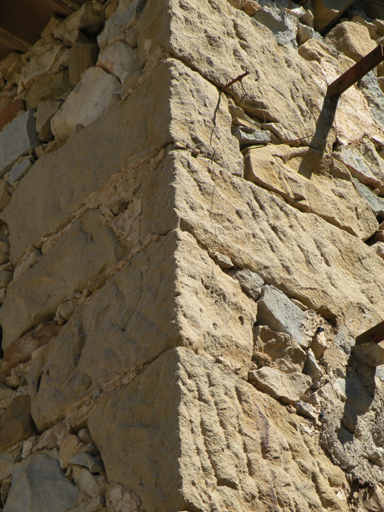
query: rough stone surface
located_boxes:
[249,366,312,404]
[25,69,71,111]
[244,144,379,240]
[51,67,121,141]
[170,150,384,322]
[253,325,307,374]
[35,100,62,142]
[138,0,325,142]
[4,454,79,512]
[325,22,377,62]
[9,159,33,185]
[68,42,99,86]
[253,4,299,48]
[312,0,356,32]
[97,42,140,82]
[257,285,309,347]
[354,179,384,220]
[3,59,241,263]
[90,347,348,512]
[0,110,39,175]
[0,395,36,452]
[0,210,125,348]
[228,269,264,300]
[27,230,256,431]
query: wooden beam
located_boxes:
[327,44,384,98]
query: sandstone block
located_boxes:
[97,42,140,82]
[0,110,39,175]
[26,70,71,111]
[0,395,36,452]
[249,366,311,404]
[373,241,384,260]
[137,0,325,143]
[0,99,25,132]
[170,150,384,323]
[9,158,33,185]
[303,348,323,388]
[27,230,256,430]
[51,67,120,141]
[244,145,379,240]
[325,22,377,63]
[352,15,377,39]
[89,347,346,512]
[3,454,79,512]
[68,42,99,85]
[4,59,241,262]
[311,0,355,32]
[362,0,384,19]
[0,181,12,212]
[0,210,125,349]
[257,285,309,347]
[70,453,103,474]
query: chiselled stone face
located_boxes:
[1,0,384,511]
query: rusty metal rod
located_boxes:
[327,44,384,98]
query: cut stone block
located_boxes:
[257,285,309,347]
[4,59,241,264]
[0,210,126,349]
[4,454,79,512]
[27,230,256,431]
[0,110,39,175]
[325,22,376,63]
[89,347,340,512]
[9,159,33,185]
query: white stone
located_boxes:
[98,0,141,49]
[97,42,140,82]
[51,67,120,141]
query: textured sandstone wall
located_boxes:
[0,0,384,511]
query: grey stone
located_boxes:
[232,126,272,148]
[257,285,309,347]
[4,454,79,512]
[334,145,384,193]
[70,453,103,474]
[354,179,384,220]
[229,269,264,300]
[303,348,323,388]
[253,5,299,48]
[9,159,33,185]
[361,71,384,132]
[0,111,40,175]
[295,400,318,420]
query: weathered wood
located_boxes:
[356,321,384,346]
[327,45,384,98]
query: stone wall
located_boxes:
[0,0,384,511]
